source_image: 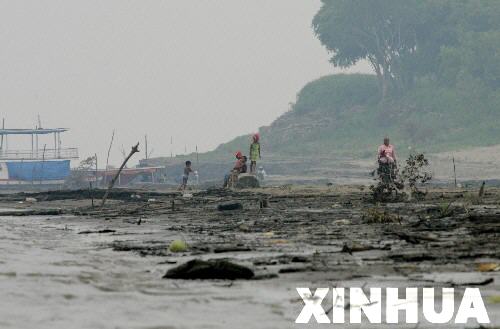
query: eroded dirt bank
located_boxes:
[0,186,499,328]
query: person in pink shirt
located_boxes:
[378,137,396,165]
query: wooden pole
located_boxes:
[452,156,457,188]
[57,132,61,157]
[101,142,139,207]
[89,181,94,208]
[35,129,38,159]
[0,118,4,151]
[94,153,98,187]
[196,145,199,182]
[196,145,199,168]
[104,129,115,185]
[40,144,46,185]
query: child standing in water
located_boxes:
[179,160,194,191]
[249,133,261,174]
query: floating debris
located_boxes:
[217,202,243,211]
[169,240,188,253]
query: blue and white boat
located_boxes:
[0,128,78,186]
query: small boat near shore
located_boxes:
[0,127,78,187]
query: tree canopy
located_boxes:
[313,0,500,98]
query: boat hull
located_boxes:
[0,160,70,185]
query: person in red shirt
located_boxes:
[224,151,247,187]
[378,137,397,165]
[232,154,247,174]
[233,151,243,170]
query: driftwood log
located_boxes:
[101,142,140,207]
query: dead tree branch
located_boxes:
[101,142,140,207]
[104,129,115,185]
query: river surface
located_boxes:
[0,214,301,329]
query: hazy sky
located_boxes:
[0,0,370,166]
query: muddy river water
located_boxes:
[0,187,499,328]
[0,214,308,329]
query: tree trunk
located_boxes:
[381,77,389,99]
[369,58,387,100]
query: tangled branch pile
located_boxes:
[371,153,432,202]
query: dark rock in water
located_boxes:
[252,273,279,280]
[291,255,310,263]
[389,252,437,262]
[278,266,315,274]
[78,229,116,234]
[0,208,63,216]
[213,246,252,253]
[217,202,243,211]
[236,174,260,189]
[163,259,254,280]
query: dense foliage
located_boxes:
[313,0,500,98]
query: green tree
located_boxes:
[312,0,470,98]
[438,1,500,89]
[313,0,428,98]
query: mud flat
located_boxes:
[0,185,499,328]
